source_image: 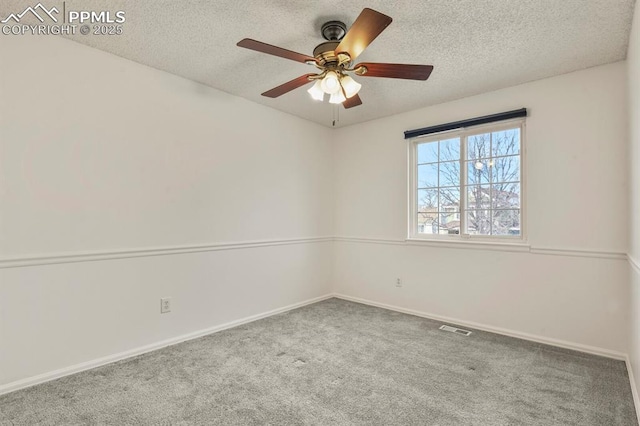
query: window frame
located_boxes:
[408,118,526,243]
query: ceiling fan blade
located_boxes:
[261,74,316,98]
[343,93,363,109]
[237,38,317,64]
[354,63,434,80]
[335,8,392,61]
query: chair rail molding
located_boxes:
[0,237,333,269]
[334,236,627,260]
[1,236,629,268]
[630,254,640,275]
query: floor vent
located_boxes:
[439,325,472,336]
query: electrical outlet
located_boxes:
[396,278,402,288]
[160,297,171,314]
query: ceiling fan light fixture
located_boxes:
[340,75,362,98]
[320,71,341,94]
[329,91,346,104]
[307,80,324,101]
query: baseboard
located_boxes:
[0,293,333,396]
[626,356,640,424]
[332,293,627,360]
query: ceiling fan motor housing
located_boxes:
[315,21,351,68]
[313,41,351,68]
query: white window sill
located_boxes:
[405,237,531,252]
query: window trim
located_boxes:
[407,117,527,243]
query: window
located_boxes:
[409,119,524,240]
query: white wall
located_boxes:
[0,36,334,388]
[0,33,634,392]
[628,1,640,396]
[333,62,630,354]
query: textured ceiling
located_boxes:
[1,0,636,127]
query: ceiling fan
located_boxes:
[237,8,434,109]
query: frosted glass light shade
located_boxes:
[329,91,346,104]
[307,80,324,101]
[340,75,361,98]
[320,71,341,94]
